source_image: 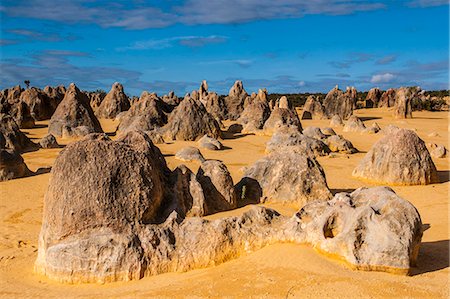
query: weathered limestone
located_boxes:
[0,148,31,181]
[198,135,223,150]
[329,114,344,127]
[427,143,447,159]
[353,127,438,185]
[302,126,327,140]
[266,126,330,157]
[379,88,396,108]
[365,88,382,108]
[298,186,423,275]
[0,113,39,153]
[224,80,248,120]
[197,160,237,212]
[117,91,167,133]
[343,116,366,132]
[175,147,205,162]
[323,86,355,120]
[244,148,332,206]
[325,135,357,154]
[48,83,103,137]
[302,95,325,120]
[163,95,221,141]
[263,107,303,135]
[96,82,130,119]
[39,134,59,149]
[393,87,414,119]
[237,89,271,133]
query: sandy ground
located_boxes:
[0,108,448,298]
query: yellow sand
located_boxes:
[0,108,448,298]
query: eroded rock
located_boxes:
[353,127,438,185]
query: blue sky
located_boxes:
[0,0,448,96]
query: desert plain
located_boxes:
[0,107,448,298]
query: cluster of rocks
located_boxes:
[34,131,424,282]
[301,85,356,121]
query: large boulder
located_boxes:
[302,126,327,140]
[197,160,237,212]
[39,134,60,149]
[297,187,423,275]
[243,148,332,206]
[48,83,103,137]
[163,95,221,141]
[117,91,167,133]
[198,135,223,150]
[329,114,344,127]
[364,87,382,108]
[0,148,31,181]
[322,85,355,120]
[35,131,170,282]
[85,90,106,113]
[224,80,248,120]
[205,93,227,121]
[96,82,130,119]
[263,107,303,135]
[302,95,325,120]
[266,126,330,157]
[393,87,414,119]
[237,89,271,132]
[164,165,207,218]
[343,115,366,132]
[324,135,357,154]
[175,146,205,162]
[378,88,396,108]
[0,113,39,153]
[19,87,57,121]
[353,127,438,185]
[9,101,35,129]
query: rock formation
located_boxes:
[343,116,366,132]
[117,91,167,134]
[364,122,381,134]
[302,127,327,140]
[324,135,357,154]
[19,87,59,121]
[365,87,382,108]
[329,115,344,127]
[298,186,423,275]
[198,135,223,150]
[9,101,35,129]
[263,107,303,135]
[48,83,103,137]
[175,147,205,162]
[322,85,355,120]
[96,82,130,119]
[243,148,332,206]
[0,113,39,153]
[379,88,396,108]
[278,96,290,109]
[353,127,438,185]
[237,89,271,132]
[39,134,59,149]
[196,160,237,212]
[0,148,31,181]
[36,165,423,283]
[265,126,330,157]
[427,143,447,159]
[163,95,221,141]
[302,95,325,120]
[393,87,414,119]
[224,80,248,120]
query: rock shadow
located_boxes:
[437,170,450,183]
[411,239,449,276]
[235,177,262,208]
[222,133,254,140]
[358,116,382,121]
[330,188,356,195]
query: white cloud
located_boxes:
[370,73,395,83]
[117,35,228,51]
